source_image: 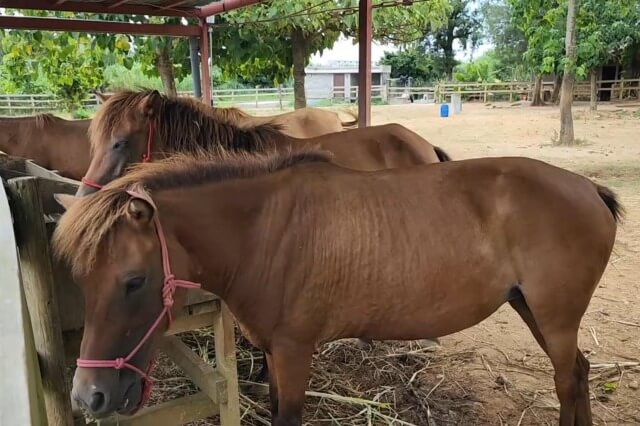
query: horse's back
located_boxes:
[270,157,617,341]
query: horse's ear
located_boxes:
[54,193,79,211]
[126,198,154,226]
[140,90,162,119]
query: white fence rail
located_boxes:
[1,79,637,115]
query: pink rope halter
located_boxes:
[81,121,155,191]
[76,189,200,411]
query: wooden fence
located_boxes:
[387,78,640,104]
[1,79,637,115]
[0,153,241,426]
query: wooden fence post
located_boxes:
[214,303,240,425]
[255,86,259,109]
[278,85,284,110]
[7,177,73,426]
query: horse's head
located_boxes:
[53,191,193,418]
[78,90,163,197]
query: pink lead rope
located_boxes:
[76,189,201,411]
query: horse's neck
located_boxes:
[0,119,27,153]
[157,180,283,312]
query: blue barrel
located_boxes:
[440,103,449,118]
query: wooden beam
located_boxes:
[214,303,241,424]
[0,0,196,17]
[93,393,218,426]
[0,16,200,37]
[199,18,212,106]
[197,0,263,17]
[358,0,373,127]
[162,336,226,404]
[7,177,74,426]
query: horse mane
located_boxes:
[52,149,332,275]
[211,106,252,123]
[34,113,60,128]
[88,90,284,153]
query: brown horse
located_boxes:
[54,151,620,425]
[0,114,90,180]
[77,89,449,196]
[95,91,358,138]
[77,89,449,381]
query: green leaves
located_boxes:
[0,28,105,111]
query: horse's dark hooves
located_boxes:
[356,338,373,350]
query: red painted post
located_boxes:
[358,0,372,127]
[199,18,212,106]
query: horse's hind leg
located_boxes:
[509,295,590,425]
[574,350,592,425]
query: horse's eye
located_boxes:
[125,276,145,295]
[112,139,128,150]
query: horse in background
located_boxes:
[0,114,90,180]
[94,91,358,138]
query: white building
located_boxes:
[304,60,392,103]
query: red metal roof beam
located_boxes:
[197,0,263,17]
[0,0,195,17]
[0,16,200,37]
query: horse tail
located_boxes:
[434,146,452,162]
[596,184,623,223]
[339,109,359,129]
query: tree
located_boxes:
[480,0,527,80]
[380,47,449,85]
[558,0,577,145]
[422,0,482,80]
[576,0,640,110]
[214,0,451,108]
[509,0,566,106]
[0,29,116,111]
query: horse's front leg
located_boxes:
[270,338,314,426]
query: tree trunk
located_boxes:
[589,69,598,111]
[558,0,577,145]
[292,28,308,110]
[531,75,545,106]
[551,74,562,104]
[156,43,177,97]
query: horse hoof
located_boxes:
[418,338,440,348]
[355,338,373,350]
[241,382,270,396]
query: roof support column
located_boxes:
[199,18,212,106]
[358,0,372,127]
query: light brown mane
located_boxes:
[52,149,332,275]
[88,90,284,154]
[211,106,253,123]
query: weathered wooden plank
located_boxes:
[214,303,241,425]
[7,176,73,426]
[25,159,79,185]
[92,393,218,426]
[165,310,217,336]
[0,180,47,426]
[161,336,226,405]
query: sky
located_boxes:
[310,36,492,65]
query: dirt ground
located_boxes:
[152,102,640,425]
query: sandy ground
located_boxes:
[357,102,640,425]
[149,102,640,425]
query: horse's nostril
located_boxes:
[89,391,106,412]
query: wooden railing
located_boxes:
[1,79,637,115]
[388,79,640,103]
